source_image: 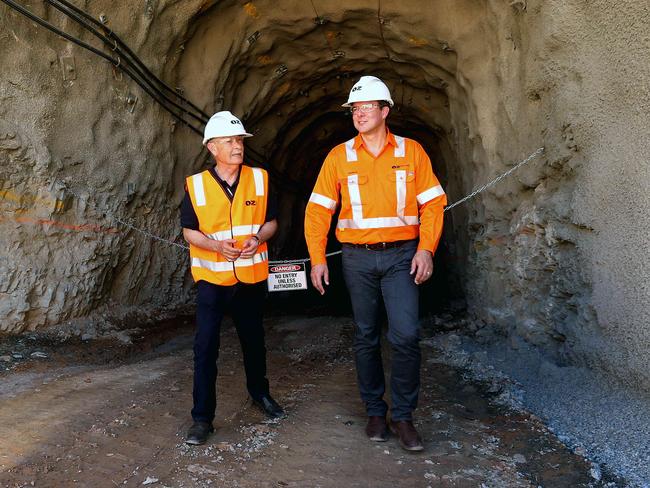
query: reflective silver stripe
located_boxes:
[192,174,206,206]
[252,167,265,196]
[337,216,419,229]
[345,138,358,162]
[309,192,337,210]
[207,224,261,241]
[394,135,405,157]
[416,185,445,205]
[191,257,232,272]
[233,224,261,237]
[208,230,232,240]
[347,174,363,221]
[234,250,269,268]
[395,170,406,219]
[192,250,268,272]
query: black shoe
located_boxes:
[185,421,214,445]
[252,394,286,419]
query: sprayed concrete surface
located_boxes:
[0,315,626,487]
[1,0,648,395]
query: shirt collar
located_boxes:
[353,129,397,151]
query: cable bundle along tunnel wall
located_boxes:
[0,0,648,394]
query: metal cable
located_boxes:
[444,147,545,212]
[270,147,546,264]
[43,147,545,265]
[1,3,546,267]
[3,147,546,275]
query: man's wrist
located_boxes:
[252,235,261,244]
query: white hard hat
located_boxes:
[203,111,253,145]
[342,76,394,107]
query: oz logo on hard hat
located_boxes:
[230,120,242,125]
[342,76,394,107]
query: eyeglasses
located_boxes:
[349,103,381,114]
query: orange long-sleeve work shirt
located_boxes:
[304,130,447,265]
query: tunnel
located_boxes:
[171,1,475,317]
[2,0,650,485]
[1,0,649,396]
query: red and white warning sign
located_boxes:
[267,263,308,292]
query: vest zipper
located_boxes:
[227,174,240,283]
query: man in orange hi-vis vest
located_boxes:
[181,111,284,446]
[305,76,446,452]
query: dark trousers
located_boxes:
[342,240,420,421]
[191,280,270,423]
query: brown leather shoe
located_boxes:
[365,415,388,441]
[389,420,424,451]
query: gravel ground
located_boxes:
[423,331,650,487]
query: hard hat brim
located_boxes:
[203,132,253,145]
[341,100,395,108]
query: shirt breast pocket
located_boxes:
[388,169,415,183]
[340,173,369,187]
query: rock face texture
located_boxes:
[1,1,648,388]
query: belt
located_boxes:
[344,239,415,251]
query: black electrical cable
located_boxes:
[1,0,205,136]
[1,0,308,198]
[50,0,210,120]
[2,0,115,63]
[46,1,311,197]
[44,0,207,126]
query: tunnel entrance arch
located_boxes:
[173,2,486,317]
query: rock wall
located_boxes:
[1,0,648,390]
[0,2,195,332]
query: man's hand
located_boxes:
[310,263,330,295]
[214,238,241,261]
[410,250,433,285]
[239,236,260,259]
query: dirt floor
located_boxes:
[0,314,622,487]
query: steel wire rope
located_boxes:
[4,147,545,272]
[1,3,546,268]
[0,0,310,262]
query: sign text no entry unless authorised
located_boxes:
[267,263,308,292]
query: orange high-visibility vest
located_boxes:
[305,131,447,265]
[186,165,269,285]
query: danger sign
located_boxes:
[267,263,308,292]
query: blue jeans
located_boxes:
[342,240,420,421]
[192,280,270,423]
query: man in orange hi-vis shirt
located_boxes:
[181,111,285,446]
[304,76,446,452]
